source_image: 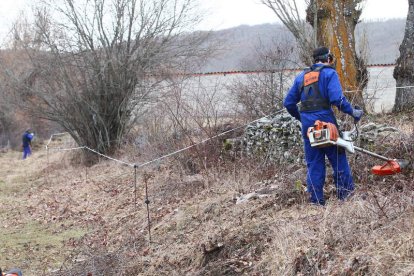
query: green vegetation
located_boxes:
[0,221,84,258]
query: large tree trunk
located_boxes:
[307,0,367,108]
[393,0,414,112]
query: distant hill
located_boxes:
[202,18,405,72]
[355,19,405,64]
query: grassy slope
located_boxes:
[0,116,413,275]
[0,150,85,274]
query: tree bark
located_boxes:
[393,0,414,112]
[306,0,367,108]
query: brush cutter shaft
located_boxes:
[353,146,391,162]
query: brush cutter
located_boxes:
[307,120,409,175]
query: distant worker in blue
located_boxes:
[22,129,35,159]
[283,46,363,205]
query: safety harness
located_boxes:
[299,65,333,112]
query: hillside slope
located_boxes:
[0,112,413,275]
[203,19,405,72]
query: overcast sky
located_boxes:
[198,0,409,30]
[0,0,409,42]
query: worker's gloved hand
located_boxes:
[352,106,363,122]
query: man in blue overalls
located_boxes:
[22,129,34,159]
[283,47,363,205]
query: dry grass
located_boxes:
[0,113,413,275]
[0,150,86,274]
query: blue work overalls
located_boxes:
[22,131,34,159]
[283,64,355,205]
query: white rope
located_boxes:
[44,132,134,166]
[44,109,286,169]
[83,146,135,167]
[389,85,414,90]
[344,85,414,94]
[45,132,69,148]
[47,146,85,151]
[136,109,286,168]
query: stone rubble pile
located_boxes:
[242,113,303,163]
[230,114,400,164]
[359,123,400,143]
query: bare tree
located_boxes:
[8,0,210,159]
[229,39,299,119]
[261,0,314,65]
[261,0,368,107]
[0,46,56,147]
[393,0,414,112]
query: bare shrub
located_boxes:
[131,74,244,174]
[5,0,211,162]
[229,39,299,120]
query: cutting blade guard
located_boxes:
[371,159,409,176]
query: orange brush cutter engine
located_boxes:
[307,120,339,147]
[307,120,355,153]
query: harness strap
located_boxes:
[299,65,333,112]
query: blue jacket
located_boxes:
[283,64,353,136]
[22,131,34,148]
